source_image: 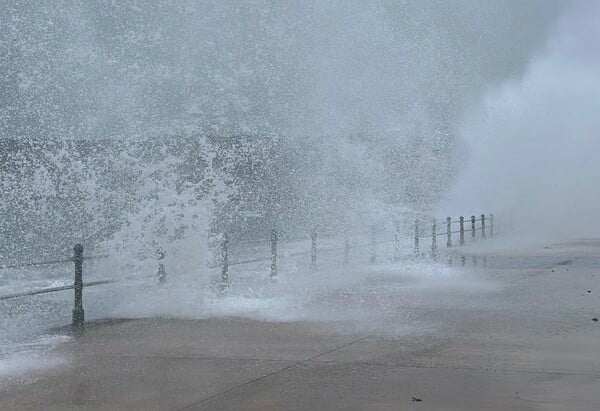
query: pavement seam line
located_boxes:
[111,354,600,378]
[114,354,293,363]
[305,360,600,378]
[174,335,372,411]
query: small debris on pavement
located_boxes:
[412,397,423,402]
[592,317,599,322]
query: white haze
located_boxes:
[1,0,570,139]
[0,0,575,259]
[1,1,596,378]
[442,0,600,240]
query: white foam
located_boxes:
[102,257,496,331]
[0,334,71,382]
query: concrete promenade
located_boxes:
[2,240,600,410]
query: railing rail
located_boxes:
[0,254,110,271]
[0,279,114,301]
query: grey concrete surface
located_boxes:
[1,240,599,410]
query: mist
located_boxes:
[1,1,576,261]
[3,2,600,399]
[1,0,570,139]
[442,0,600,239]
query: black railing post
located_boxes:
[490,213,494,238]
[157,248,166,285]
[471,215,476,242]
[431,219,437,260]
[370,225,376,263]
[459,216,465,246]
[481,214,486,239]
[414,219,420,258]
[72,244,84,328]
[344,237,350,264]
[394,221,401,260]
[221,234,229,286]
[270,229,277,278]
[311,231,317,270]
[446,217,452,248]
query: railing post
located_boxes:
[489,213,494,238]
[459,216,465,246]
[414,219,420,258]
[446,217,452,248]
[481,214,486,239]
[370,225,376,263]
[157,248,166,285]
[394,221,401,260]
[270,229,277,278]
[311,230,317,270]
[431,219,437,260]
[221,234,229,286]
[344,237,350,264]
[471,215,476,242]
[72,244,84,328]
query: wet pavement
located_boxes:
[1,240,599,410]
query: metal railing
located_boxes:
[415,213,494,258]
[0,212,495,329]
[0,245,114,329]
